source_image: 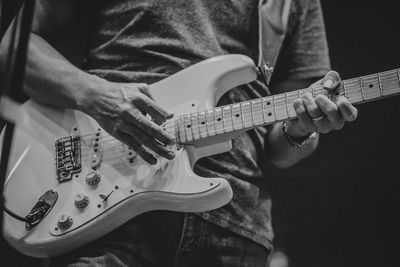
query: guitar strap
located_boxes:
[258,0,292,86]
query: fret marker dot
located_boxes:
[201,121,205,125]
[187,125,191,128]
[369,84,373,88]
[268,112,272,116]
[267,101,271,105]
[217,118,222,121]
[235,114,240,117]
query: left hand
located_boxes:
[287,71,358,137]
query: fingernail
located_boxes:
[323,79,334,88]
[167,151,175,159]
[150,157,157,165]
[294,104,304,114]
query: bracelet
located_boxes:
[282,121,318,149]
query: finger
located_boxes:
[301,93,331,133]
[135,95,174,125]
[136,83,154,100]
[122,108,176,146]
[322,70,341,91]
[302,92,323,118]
[120,123,175,160]
[117,131,158,165]
[315,95,345,130]
[293,99,317,134]
[336,95,358,122]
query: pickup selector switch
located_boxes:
[74,193,89,208]
[86,171,101,186]
[57,214,73,230]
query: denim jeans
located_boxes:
[51,211,270,267]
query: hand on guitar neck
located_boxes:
[285,70,358,139]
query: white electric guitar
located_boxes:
[1,55,399,258]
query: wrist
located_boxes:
[75,74,108,114]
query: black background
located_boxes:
[1,0,400,266]
[270,1,400,266]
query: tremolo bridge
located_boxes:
[55,136,82,182]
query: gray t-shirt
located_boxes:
[84,0,330,249]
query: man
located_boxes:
[0,0,358,266]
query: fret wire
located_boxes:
[256,99,264,126]
[284,93,289,119]
[204,111,209,138]
[238,103,245,129]
[397,69,400,88]
[250,100,255,126]
[342,82,348,98]
[184,115,193,142]
[272,96,277,121]
[223,105,233,133]
[198,111,207,139]
[261,98,266,124]
[211,110,216,135]
[174,119,179,143]
[240,102,246,128]
[377,73,383,96]
[194,113,201,140]
[244,101,253,127]
[178,116,186,143]
[359,77,366,101]
[189,114,196,140]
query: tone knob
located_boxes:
[86,171,101,186]
[57,214,73,230]
[74,193,89,208]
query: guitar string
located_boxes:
[76,82,400,155]
[77,79,400,150]
[67,79,400,160]
[73,76,400,146]
[77,73,400,142]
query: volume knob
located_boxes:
[86,171,101,186]
[57,214,73,230]
[74,193,89,208]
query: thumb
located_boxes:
[322,70,341,91]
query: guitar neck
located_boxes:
[174,68,400,144]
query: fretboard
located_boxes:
[169,68,400,144]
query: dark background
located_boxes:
[1,0,400,266]
[270,1,400,266]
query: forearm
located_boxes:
[266,121,319,169]
[0,31,99,111]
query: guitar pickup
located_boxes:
[89,129,103,170]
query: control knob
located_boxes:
[74,193,89,208]
[57,214,73,230]
[86,171,101,186]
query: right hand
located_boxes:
[81,80,176,165]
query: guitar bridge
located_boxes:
[55,136,82,182]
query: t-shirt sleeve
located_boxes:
[272,0,331,81]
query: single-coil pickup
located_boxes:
[90,129,103,169]
[55,136,81,182]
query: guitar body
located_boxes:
[1,55,258,257]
